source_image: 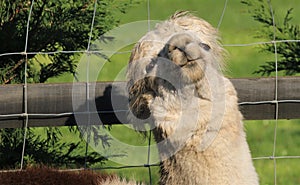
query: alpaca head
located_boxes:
[127,11,226,126]
[156,32,212,85]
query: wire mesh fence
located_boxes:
[0,0,300,184]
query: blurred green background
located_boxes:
[40,0,300,184]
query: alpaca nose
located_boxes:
[166,33,211,67]
[185,42,205,61]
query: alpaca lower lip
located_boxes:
[178,60,194,67]
[176,58,190,67]
[178,62,188,67]
[173,57,188,67]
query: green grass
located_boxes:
[91,125,160,184]
[246,120,300,185]
[37,0,300,184]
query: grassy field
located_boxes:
[42,0,300,184]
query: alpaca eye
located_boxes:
[199,42,210,51]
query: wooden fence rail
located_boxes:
[0,77,300,129]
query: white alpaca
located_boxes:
[127,11,259,185]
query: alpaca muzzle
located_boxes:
[166,33,210,67]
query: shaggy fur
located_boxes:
[127,11,259,185]
[0,166,142,185]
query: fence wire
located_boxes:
[20,0,35,170]
[0,0,299,185]
[267,1,279,184]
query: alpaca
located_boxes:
[127,11,259,185]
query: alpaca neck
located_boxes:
[158,144,212,185]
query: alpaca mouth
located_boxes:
[170,47,198,67]
[178,60,191,67]
[171,42,209,68]
[178,58,199,68]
